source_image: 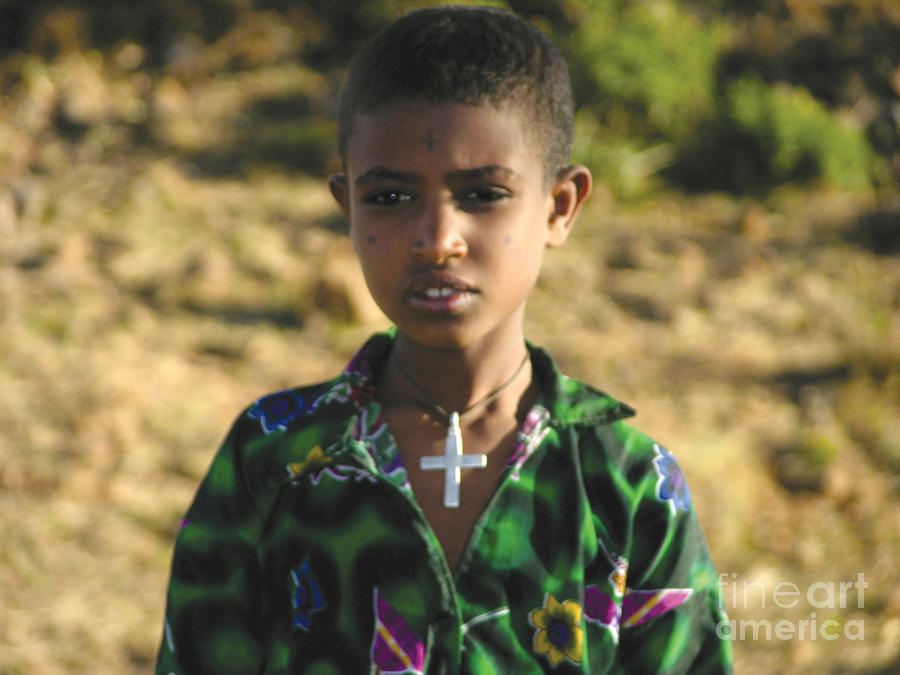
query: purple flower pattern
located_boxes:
[290,558,326,632]
[652,444,692,512]
[505,406,551,480]
[248,389,309,434]
[370,588,425,674]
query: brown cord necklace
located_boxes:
[393,350,529,508]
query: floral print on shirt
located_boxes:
[156,331,733,674]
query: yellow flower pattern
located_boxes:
[287,446,331,480]
[529,592,584,667]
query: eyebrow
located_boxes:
[354,167,422,188]
[447,165,520,182]
[354,164,521,188]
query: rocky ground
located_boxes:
[1,10,899,674]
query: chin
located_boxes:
[393,318,481,351]
[399,328,469,351]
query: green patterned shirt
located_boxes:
[156,331,732,674]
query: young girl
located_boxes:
[156,6,732,673]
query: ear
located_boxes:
[328,173,351,219]
[546,165,592,248]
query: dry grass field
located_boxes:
[1,7,899,674]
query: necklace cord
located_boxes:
[393,349,530,423]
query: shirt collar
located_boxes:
[330,330,635,428]
[525,342,635,426]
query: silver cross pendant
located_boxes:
[420,412,487,508]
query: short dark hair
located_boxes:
[337,5,574,178]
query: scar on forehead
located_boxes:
[421,130,437,151]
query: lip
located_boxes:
[405,271,478,295]
[404,271,478,314]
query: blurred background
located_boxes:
[0,0,898,672]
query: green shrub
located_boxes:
[572,109,675,199]
[563,0,726,195]
[567,0,724,141]
[725,77,873,189]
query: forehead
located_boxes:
[343,100,545,178]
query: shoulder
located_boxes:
[212,373,364,477]
[528,342,661,480]
[239,331,393,440]
[205,332,393,486]
[181,374,367,523]
[241,378,355,437]
[538,362,691,514]
[528,342,635,429]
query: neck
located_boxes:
[384,329,532,419]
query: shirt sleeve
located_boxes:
[155,413,266,675]
[586,423,733,674]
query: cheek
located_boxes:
[355,233,397,286]
[499,234,526,263]
[502,236,523,263]
[368,235,396,257]
[354,228,389,254]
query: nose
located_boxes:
[411,200,468,265]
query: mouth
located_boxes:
[419,287,466,299]
[406,274,478,314]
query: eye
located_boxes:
[364,190,413,206]
[459,186,510,206]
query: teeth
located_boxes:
[423,287,458,298]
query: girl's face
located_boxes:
[331,100,583,353]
